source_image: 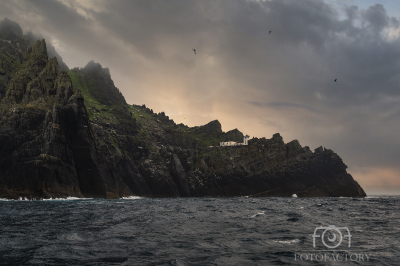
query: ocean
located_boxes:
[0,196,399,265]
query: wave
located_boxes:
[1,197,95,201]
[251,211,265,217]
[42,196,90,201]
[273,239,300,244]
[0,197,32,201]
[121,196,142,200]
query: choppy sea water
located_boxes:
[0,196,399,265]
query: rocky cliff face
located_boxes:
[0,23,133,198]
[0,19,366,199]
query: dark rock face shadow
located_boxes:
[70,138,106,198]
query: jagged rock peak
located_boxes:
[25,39,48,60]
[272,133,284,144]
[198,120,222,135]
[76,60,126,106]
[83,60,110,76]
[223,128,244,142]
[45,57,60,76]
[2,39,50,104]
[0,18,23,40]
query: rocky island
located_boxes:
[0,19,366,199]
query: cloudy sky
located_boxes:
[1,0,400,195]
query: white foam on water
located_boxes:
[1,197,35,201]
[0,198,12,201]
[42,197,91,201]
[18,197,29,201]
[273,239,300,244]
[251,211,265,217]
[292,194,298,197]
[121,196,142,200]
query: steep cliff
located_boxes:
[0,19,366,199]
[0,27,133,198]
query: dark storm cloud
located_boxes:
[1,0,400,192]
[93,1,210,59]
[362,4,391,32]
[81,0,400,105]
[2,0,89,39]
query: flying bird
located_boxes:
[192,48,196,54]
[269,31,272,34]
[334,79,337,82]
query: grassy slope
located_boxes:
[67,69,229,148]
[68,69,135,126]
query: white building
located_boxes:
[220,141,238,146]
[220,135,250,147]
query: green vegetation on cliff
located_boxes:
[68,67,134,130]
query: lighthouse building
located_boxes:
[220,135,250,147]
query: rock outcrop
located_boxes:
[0,19,366,199]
